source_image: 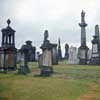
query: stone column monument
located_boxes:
[78,10,89,64]
[40,30,53,76]
[90,25,100,64]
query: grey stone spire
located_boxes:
[79,10,87,46]
[58,38,62,60]
[95,25,99,40]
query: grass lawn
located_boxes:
[0,62,100,100]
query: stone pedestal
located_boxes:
[0,48,17,71]
[78,46,89,64]
[40,43,53,76]
[90,36,100,64]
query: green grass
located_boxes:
[0,62,100,100]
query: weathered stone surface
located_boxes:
[90,25,100,65]
[18,45,30,75]
[0,19,17,71]
[78,10,89,64]
[39,30,53,76]
[57,38,62,60]
[78,46,89,64]
[68,46,78,64]
[52,44,58,65]
[65,43,69,59]
[18,40,36,62]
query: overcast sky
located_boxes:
[0,0,100,55]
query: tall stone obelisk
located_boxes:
[78,10,89,64]
[58,38,62,60]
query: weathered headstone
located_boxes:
[0,19,17,71]
[78,10,89,64]
[68,46,78,64]
[39,30,53,76]
[18,45,30,74]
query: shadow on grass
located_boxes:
[34,74,53,78]
[0,97,8,100]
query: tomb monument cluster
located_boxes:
[0,10,100,75]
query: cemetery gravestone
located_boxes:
[0,19,17,71]
[18,44,30,74]
[90,25,100,64]
[78,10,89,64]
[68,46,78,64]
[40,30,53,76]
